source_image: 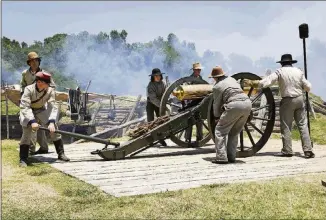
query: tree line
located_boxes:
[2,30,200,91]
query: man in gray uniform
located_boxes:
[184,62,204,144]
[210,66,252,164]
[244,54,314,158]
[20,52,56,155]
[146,68,167,146]
[19,71,70,167]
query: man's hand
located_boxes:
[48,123,56,133]
[31,122,40,131]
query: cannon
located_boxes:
[45,72,276,160]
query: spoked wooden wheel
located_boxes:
[207,72,276,157]
[159,76,212,147]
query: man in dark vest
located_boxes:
[146,68,168,146]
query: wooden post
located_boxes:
[56,101,62,122]
[90,100,102,126]
[308,98,316,119]
[122,95,142,136]
[4,81,10,139]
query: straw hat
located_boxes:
[192,62,203,70]
[27,52,41,61]
[208,66,225,78]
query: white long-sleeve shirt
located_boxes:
[259,66,311,98]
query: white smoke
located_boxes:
[1,58,22,84]
[2,31,325,101]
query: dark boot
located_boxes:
[274,152,293,157]
[211,159,229,164]
[159,140,167,147]
[19,145,30,167]
[32,148,49,155]
[304,151,315,159]
[53,139,70,161]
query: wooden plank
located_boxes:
[33,139,326,197]
[122,95,142,135]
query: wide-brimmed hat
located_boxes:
[27,52,41,61]
[208,66,225,78]
[27,52,41,65]
[276,54,297,64]
[149,68,165,76]
[192,62,203,70]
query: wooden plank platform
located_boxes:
[33,139,326,197]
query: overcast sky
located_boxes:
[2,1,326,98]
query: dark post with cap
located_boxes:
[298,23,313,147]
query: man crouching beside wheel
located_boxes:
[210,66,252,164]
[19,71,70,167]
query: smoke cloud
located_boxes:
[2,32,326,101]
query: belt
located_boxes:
[282,96,300,99]
[31,106,46,114]
[225,93,249,104]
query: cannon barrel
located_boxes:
[172,83,258,101]
[39,127,120,147]
[172,84,213,100]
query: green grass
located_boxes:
[1,99,20,115]
[2,139,326,219]
[310,93,324,104]
[270,113,326,145]
[291,113,326,145]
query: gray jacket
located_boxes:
[147,81,166,107]
[212,76,249,118]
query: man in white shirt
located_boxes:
[244,54,314,158]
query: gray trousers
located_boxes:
[20,110,61,146]
[280,96,312,154]
[215,99,252,161]
[30,130,49,152]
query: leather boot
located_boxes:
[159,140,167,147]
[53,139,70,161]
[32,148,49,155]
[19,145,30,167]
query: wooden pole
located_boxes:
[122,95,142,135]
[4,82,10,139]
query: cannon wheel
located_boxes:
[207,72,276,157]
[159,76,212,147]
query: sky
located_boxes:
[2,1,326,99]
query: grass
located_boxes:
[2,139,326,219]
[291,113,326,145]
[1,99,20,115]
[270,113,326,145]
